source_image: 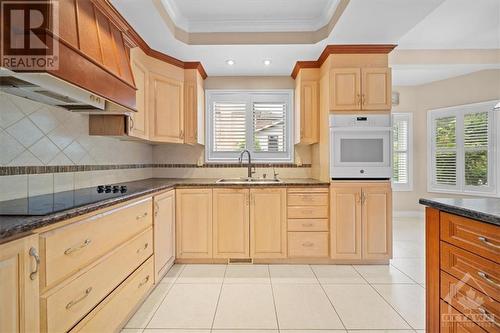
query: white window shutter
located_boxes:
[213,102,247,152]
[252,102,287,153]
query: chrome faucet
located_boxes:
[238,149,255,178]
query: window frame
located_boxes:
[427,100,498,196]
[392,113,413,192]
[205,89,294,163]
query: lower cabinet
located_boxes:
[213,189,250,259]
[153,190,175,282]
[250,188,287,259]
[176,188,213,259]
[0,235,40,333]
[330,181,392,261]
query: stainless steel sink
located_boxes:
[215,178,282,184]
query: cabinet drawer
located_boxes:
[71,257,154,333]
[441,272,499,332]
[288,232,328,258]
[41,198,152,288]
[441,242,499,302]
[441,212,499,264]
[287,193,328,206]
[287,206,328,219]
[42,228,153,333]
[288,219,328,232]
[287,187,328,194]
[440,300,487,333]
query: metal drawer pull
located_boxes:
[137,243,149,254]
[154,202,159,217]
[136,212,148,220]
[64,239,92,255]
[478,307,499,328]
[66,287,92,310]
[138,275,150,288]
[302,223,313,227]
[302,242,314,247]
[29,247,40,280]
[303,210,313,215]
[478,236,500,250]
[477,271,500,288]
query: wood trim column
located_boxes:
[425,207,440,332]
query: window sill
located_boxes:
[428,188,499,198]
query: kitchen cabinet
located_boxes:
[330,182,392,261]
[295,69,319,144]
[213,189,250,259]
[0,234,40,333]
[176,189,213,259]
[184,69,205,145]
[330,67,391,111]
[250,188,287,258]
[153,190,175,282]
[149,72,184,143]
[128,56,149,140]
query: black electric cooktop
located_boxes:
[0,185,128,216]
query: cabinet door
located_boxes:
[128,58,148,139]
[330,68,361,111]
[0,235,40,333]
[154,190,175,282]
[362,184,392,260]
[213,189,250,258]
[176,189,212,259]
[150,72,184,143]
[330,185,362,259]
[300,80,319,144]
[250,188,287,258]
[361,68,392,110]
[184,80,197,144]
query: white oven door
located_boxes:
[330,129,391,179]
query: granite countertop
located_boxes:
[419,198,500,226]
[0,177,328,241]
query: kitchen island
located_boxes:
[419,198,499,332]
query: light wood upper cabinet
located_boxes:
[330,185,362,260]
[154,190,175,282]
[149,72,184,143]
[0,235,40,333]
[362,183,392,260]
[128,57,148,140]
[361,68,392,110]
[176,189,213,259]
[330,67,391,111]
[184,69,204,145]
[213,189,250,258]
[250,188,287,258]
[295,69,319,145]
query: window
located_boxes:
[392,113,412,191]
[428,100,497,195]
[206,90,293,162]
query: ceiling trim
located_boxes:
[153,0,350,45]
[101,0,208,79]
[390,49,500,65]
[291,44,398,78]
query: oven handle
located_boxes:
[331,126,392,132]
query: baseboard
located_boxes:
[393,210,425,218]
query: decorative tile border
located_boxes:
[0,163,312,176]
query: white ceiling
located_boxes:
[112,0,500,85]
[161,0,340,32]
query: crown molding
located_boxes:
[291,44,398,78]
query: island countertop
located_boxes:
[419,197,500,226]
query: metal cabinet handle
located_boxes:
[478,236,500,250]
[245,193,249,206]
[136,212,148,220]
[477,271,499,288]
[64,239,92,255]
[129,117,134,130]
[180,130,184,139]
[361,192,367,205]
[303,209,313,215]
[478,307,500,328]
[66,287,92,310]
[302,242,314,247]
[29,247,40,280]
[136,242,149,254]
[361,94,366,105]
[138,275,150,288]
[357,93,361,107]
[154,202,160,217]
[302,223,313,227]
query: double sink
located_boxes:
[216,177,282,185]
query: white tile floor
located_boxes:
[124,217,426,333]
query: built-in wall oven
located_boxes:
[330,114,392,180]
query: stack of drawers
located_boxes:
[439,213,499,332]
[39,198,154,333]
[286,187,329,258]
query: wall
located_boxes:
[153,76,313,179]
[0,92,153,200]
[392,69,500,213]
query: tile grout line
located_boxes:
[309,264,348,332]
[268,264,281,332]
[389,260,422,285]
[351,265,416,331]
[210,264,227,331]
